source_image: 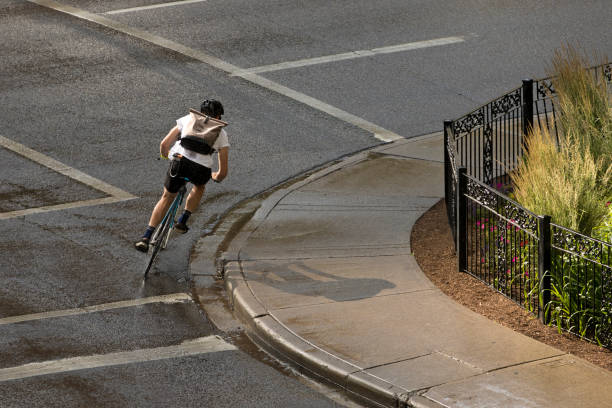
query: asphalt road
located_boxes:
[1,0,611,406]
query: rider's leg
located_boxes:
[175,184,205,232]
[184,184,205,213]
[135,188,177,252]
[174,184,204,233]
[148,188,178,228]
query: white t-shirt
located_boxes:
[168,114,230,168]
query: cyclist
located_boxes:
[134,99,229,252]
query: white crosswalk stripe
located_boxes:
[231,36,466,76]
[0,294,192,325]
[0,336,236,382]
[104,0,208,15]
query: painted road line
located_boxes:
[232,36,466,76]
[27,0,405,142]
[238,72,401,141]
[0,135,134,199]
[0,336,236,382]
[0,135,136,220]
[0,197,128,221]
[104,0,207,15]
[0,293,192,325]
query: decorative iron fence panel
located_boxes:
[461,172,541,314]
[533,77,560,143]
[444,62,612,347]
[550,224,612,347]
[450,85,525,186]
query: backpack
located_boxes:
[179,109,228,155]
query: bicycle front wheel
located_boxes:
[144,212,172,278]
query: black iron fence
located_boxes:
[549,224,612,345]
[445,62,612,347]
[457,170,542,316]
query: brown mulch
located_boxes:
[410,199,612,371]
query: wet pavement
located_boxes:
[194,133,612,408]
[3,0,612,406]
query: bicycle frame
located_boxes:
[157,185,186,249]
[144,180,188,278]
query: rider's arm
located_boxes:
[160,126,180,159]
[212,147,229,182]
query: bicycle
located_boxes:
[143,178,188,279]
[143,154,222,278]
[143,154,193,278]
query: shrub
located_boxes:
[550,46,612,175]
[511,125,610,235]
[511,46,612,236]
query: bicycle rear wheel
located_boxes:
[144,209,173,278]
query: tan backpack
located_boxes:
[179,109,228,155]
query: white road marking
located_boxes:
[232,36,466,76]
[28,0,412,142]
[0,135,137,220]
[0,335,236,382]
[0,293,193,325]
[0,197,129,220]
[104,0,207,15]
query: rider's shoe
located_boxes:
[134,237,150,252]
[174,222,189,234]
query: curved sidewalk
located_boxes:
[193,133,612,408]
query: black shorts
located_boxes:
[164,156,212,193]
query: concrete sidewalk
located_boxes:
[192,133,612,408]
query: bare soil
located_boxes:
[411,199,612,371]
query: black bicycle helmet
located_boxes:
[200,99,224,118]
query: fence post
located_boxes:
[538,215,552,324]
[444,120,453,242]
[444,120,452,211]
[522,79,534,153]
[457,167,468,272]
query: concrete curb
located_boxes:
[194,130,612,408]
[224,261,415,408]
[196,133,446,407]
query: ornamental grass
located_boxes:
[511,46,612,237]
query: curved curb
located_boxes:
[197,133,445,407]
[224,262,414,408]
